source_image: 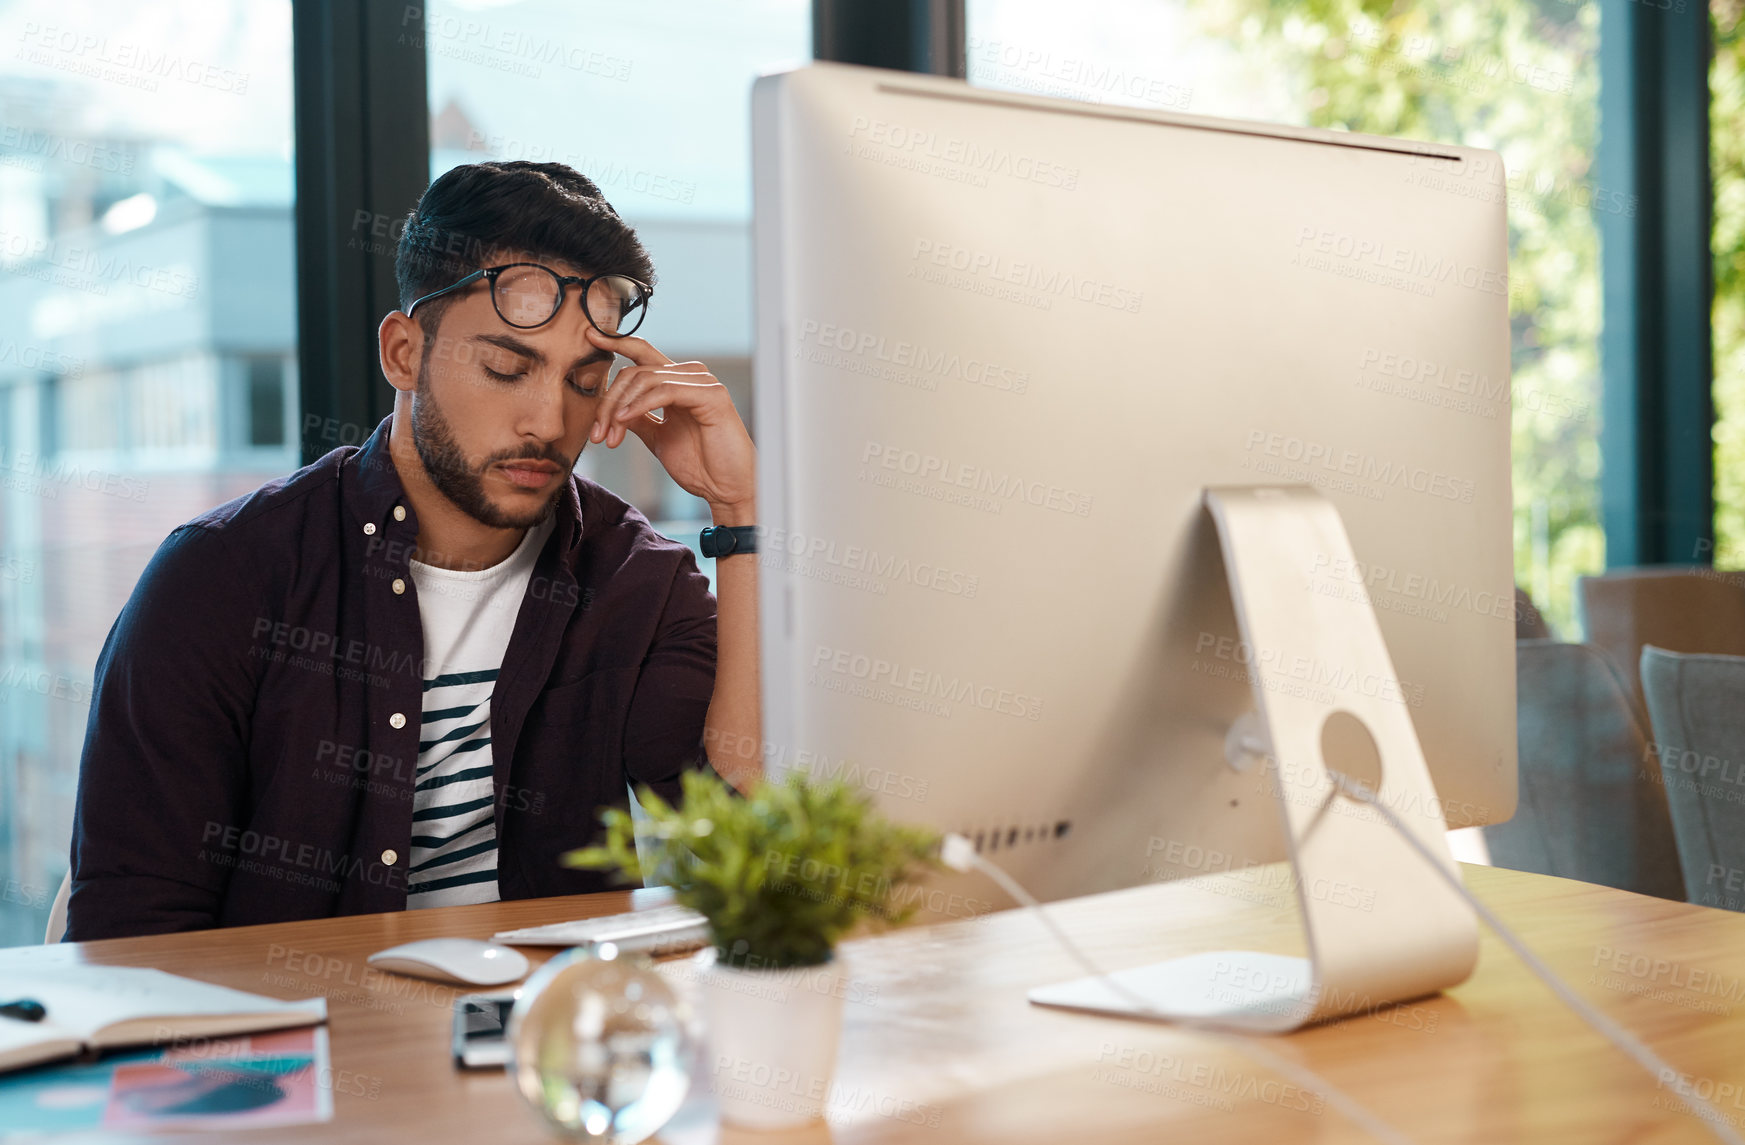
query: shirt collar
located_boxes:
[343,414,584,566]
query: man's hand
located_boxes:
[585,326,763,791]
[586,326,755,522]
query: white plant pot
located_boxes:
[694,947,846,1129]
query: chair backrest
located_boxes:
[1484,640,1684,899]
[1515,585,1552,640]
[627,782,677,888]
[1639,646,1745,911]
[44,869,70,943]
[1577,567,1745,714]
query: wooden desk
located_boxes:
[3,865,1742,1144]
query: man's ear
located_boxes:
[379,311,422,394]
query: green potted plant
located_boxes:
[565,769,940,1129]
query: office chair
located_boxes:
[1485,640,1684,899]
[1640,645,1745,911]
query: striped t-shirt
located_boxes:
[405,512,556,908]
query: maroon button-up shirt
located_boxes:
[66,416,718,940]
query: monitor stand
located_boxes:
[1029,485,1480,1032]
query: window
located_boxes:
[246,356,288,447]
[0,0,297,943]
[424,0,810,551]
[967,0,1604,635]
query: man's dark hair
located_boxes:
[394,160,656,341]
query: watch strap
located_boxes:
[700,525,759,558]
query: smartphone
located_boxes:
[451,990,519,1070]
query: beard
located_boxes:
[410,356,571,530]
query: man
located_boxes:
[65,161,761,939]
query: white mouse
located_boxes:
[368,937,530,987]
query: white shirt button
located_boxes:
[389,712,406,729]
[392,578,406,595]
[363,522,377,536]
[381,849,398,865]
[393,505,406,521]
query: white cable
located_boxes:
[945,834,1418,1145]
[1322,771,1745,1145]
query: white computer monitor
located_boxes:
[749,63,1514,931]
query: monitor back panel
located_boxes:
[752,63,1515,904]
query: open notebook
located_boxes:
[0,965,326,1075]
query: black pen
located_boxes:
[0,999,47,1022]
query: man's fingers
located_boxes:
[613,379,722,427]
[593,364,661,440]
[586,325,673,367]
[610,374,721,422]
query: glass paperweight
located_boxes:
[506,944,700,1143]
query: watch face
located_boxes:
[701,527,751,557]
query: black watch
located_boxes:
[700,525,758,558]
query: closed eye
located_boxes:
[569,362,609,398]
[482,360,603,395]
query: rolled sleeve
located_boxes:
[66,523,260,940]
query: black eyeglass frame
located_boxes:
[404,262,653,338]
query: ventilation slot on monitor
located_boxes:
[967,820,1071,854]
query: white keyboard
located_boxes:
[492,905,711,952]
